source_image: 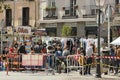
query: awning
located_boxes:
[110,36,120,45]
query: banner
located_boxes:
[16,26,31,35]
[22,54,43,66]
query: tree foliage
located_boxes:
[62,24,72,37]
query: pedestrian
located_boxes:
[84,44,93,75]
[2,47,9,61]
[114,46,120,75]
[62,47,70,73]
[109,45,115,73]
[55,44,62,73]
[78,47,86,75]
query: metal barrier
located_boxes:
[0,53,120,76]
[67,55,85,75]
[7,54,21,71]
[44,54,55,75]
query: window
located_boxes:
[115,0,119,4]
[48,0,55,7]
[65,7,70,15]
[6,9,12,26]
[22,7,29,26]
[70,0,76,16]
[47,10,55,17]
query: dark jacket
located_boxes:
[18,45,26,54]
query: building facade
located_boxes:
[39,0,120,41]
[0,0,39,48]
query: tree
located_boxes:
[62,24,72,37]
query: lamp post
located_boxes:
[105,4,112,48]
[95,0,105,78]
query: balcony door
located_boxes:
[6,9,12,26]
[22,7,29,26]
[70,0,76,16]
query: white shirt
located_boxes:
[86,46,93,57]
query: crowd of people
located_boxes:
[1,37,120,75]
[109,45,120,75]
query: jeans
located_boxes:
[85,57,92,74]
[114,59,120,74]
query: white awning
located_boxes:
[110,37,120,45]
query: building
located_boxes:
[39,0,120,41]
[0,0,39,48]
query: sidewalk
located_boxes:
[0,71,120,80]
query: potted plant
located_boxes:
[45,7,50,11]
[51,7,56,11]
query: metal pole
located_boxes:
[35,0,37,27]
[12,0,15,45]
[1,20,3,54]
[96,0,101,78]
[108,5,110,48]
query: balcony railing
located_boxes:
[43,16,58,20]
[62,15,78,19]
[43,8,58,20]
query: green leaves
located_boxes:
[0,4,11,12]
[62,24,72,37]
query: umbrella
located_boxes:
[110,37,120,45]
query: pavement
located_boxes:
[0,70,120,80]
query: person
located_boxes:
[41,46,47,54]
[109,45,115,73]
[2,47,9,61]
[84,44,93,75]
[29,47,35,54]
[9,45,14,54]
[55,44,62,73]
[114,46,120,75]
[77,47,86,75]
[34,42,40,53]
[18,43,26,54]
[62,47,70,73]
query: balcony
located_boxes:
[43,15,58,20]
[43,8,58,20]
[62,15,78,19]
[83,14,96,18]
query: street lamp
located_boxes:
[95,0,105,78]
[105,4,112,48]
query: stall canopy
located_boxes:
[110,37,120,45]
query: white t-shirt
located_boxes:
[86,46,93,57]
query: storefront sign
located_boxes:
[17,26,31,35]
[33,30,47,36]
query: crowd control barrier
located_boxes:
[0,53,120,76]
[67,55,85,75]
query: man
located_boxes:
[62,47,70,73]
[18,43,26,54]
[85,44,93,75]
[114,46,120,75]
